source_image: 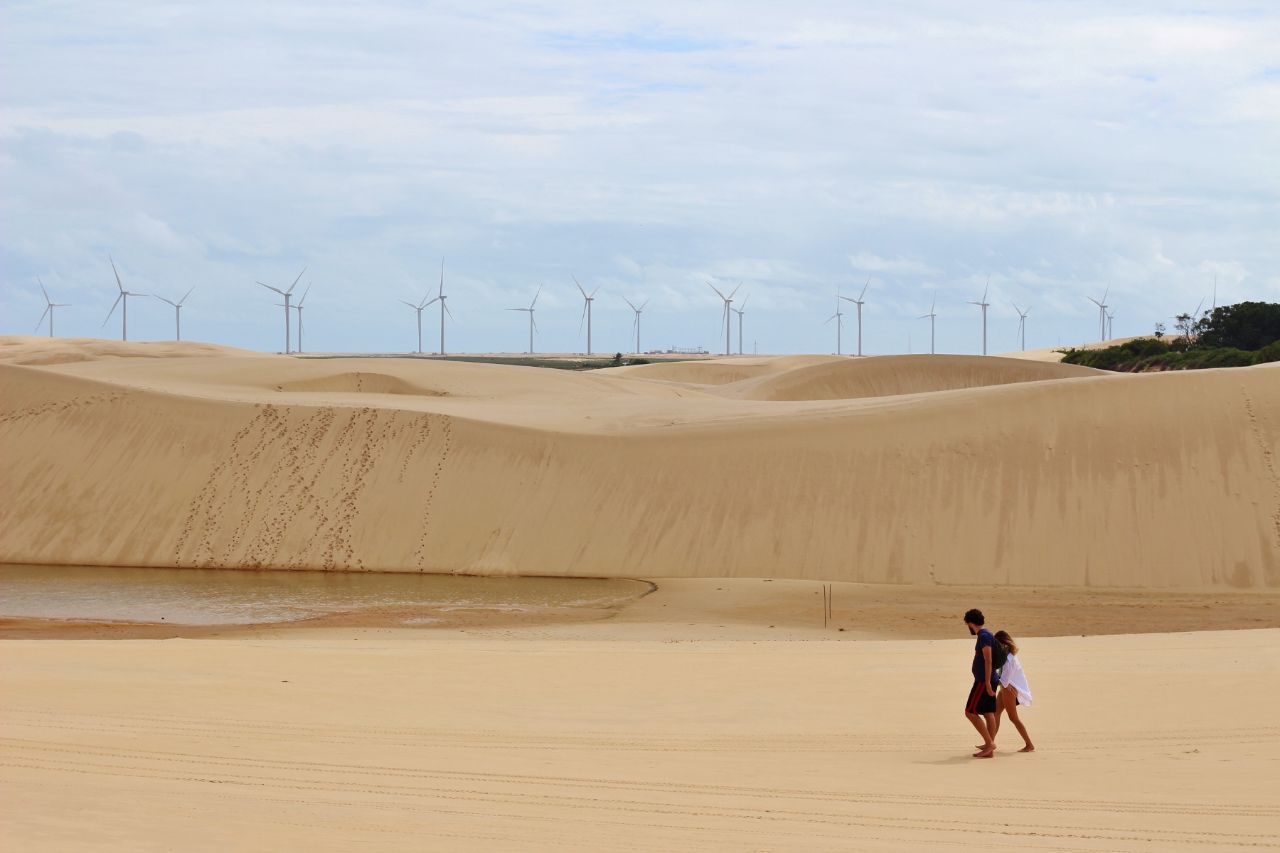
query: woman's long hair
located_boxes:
[994,630,1019,656]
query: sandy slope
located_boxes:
[711,354,1101,400]
[2,627,1277,852]
[1,338,1278,587]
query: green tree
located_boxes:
[1195,302,1280,351]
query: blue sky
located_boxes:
[2,1,1277,355]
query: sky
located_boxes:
[2,1,1277,356]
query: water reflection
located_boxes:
[0,564,649,626]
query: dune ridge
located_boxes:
[1,338,1277,588]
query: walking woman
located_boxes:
[991,630,1035,752]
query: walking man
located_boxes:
[963,608,998,758]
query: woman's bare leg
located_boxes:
[1002,690,1035,752]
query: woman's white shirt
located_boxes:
[998,654,1033,707]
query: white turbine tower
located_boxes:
[508,286,541,354]
[1087,286,1110,343]
[730,295,748,355]
[825,294,846,355]
[1013,303,1031,351]
[293,284,311,353]
[256,267,306,354]
[434,259,452,356]
[1106,308,1116,342]
[401,289,433,354]
[968,276,991,355]
[573,276,599,355]
[918,291,937,355]
[839,277,869,356]
[706,280,740,356]
[152,287,195,341]
[623,297,648,354]
[103,257,143,341]
[35,278,70,337]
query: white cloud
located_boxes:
[1,1,1277,354]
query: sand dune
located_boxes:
[0,335,256,366]
[1,337,1277,587]
[605,353,845,386]
[713,354,1101,401]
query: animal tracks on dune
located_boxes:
[0,391,126,427]
[412,414,453,569]
[173,404,452,570]
[1241,389,1280,551]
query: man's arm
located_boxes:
[983,646,996,696]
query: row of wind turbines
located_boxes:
[35,258,1161,357]
[34,257,197,342]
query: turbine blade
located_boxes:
[180,286,195,305]
[110,256,124,292]
[402,300,420,309]
[257,281,285,295]
[296,283,311,306]
[439,258,445,297]
[578,300,587,335]
[738,295,748,311]
[531,285,542,309]
[623,297,637,312]
[706,281,726,300]
[728,281,741,299]
[152,294,176,306]
[573,275,587,298]
[103,293,123,325]
[859,277,869,300]
[639,300,648,311]
[35,306,50,331]
[39,278,51,303]
[287,266,307,293]
[444,301,454,320]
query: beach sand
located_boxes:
[2,336,1279,850]
[3,623,1278,852]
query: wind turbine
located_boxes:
[730,295,748,355]
[293,283,311,353]
[825,295,846,355]
[623,296,648,354]
[433,258,451,356]
[1105,308,1116,342]
[103,257,143,342]
[1087,285,1109,342]
[573,276,599,355]
[35,278,70,337]
[918,291,937,355]
[152,287,195,341]
[508,286,541,354]
[401,290,433,354]
[706,280,740,356]
[838,277,869,356]
[1013,303,1031,351]
[256,267,306,354]
[968,276,991,355]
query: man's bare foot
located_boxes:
[973,746,995,758]
[1018,744,1035,752]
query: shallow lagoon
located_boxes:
[0,564,649,626]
